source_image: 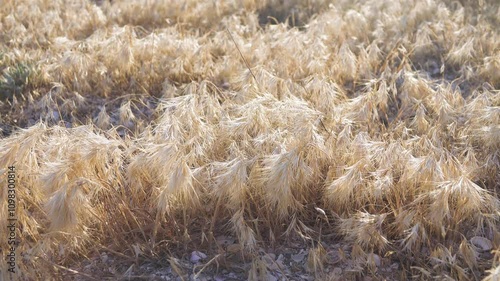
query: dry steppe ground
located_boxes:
[0,0,499,280]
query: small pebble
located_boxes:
[471,236,493,252]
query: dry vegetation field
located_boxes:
[0,0,499,280]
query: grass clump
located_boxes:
[0,60,33,100]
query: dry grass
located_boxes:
[0,0,499,280]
